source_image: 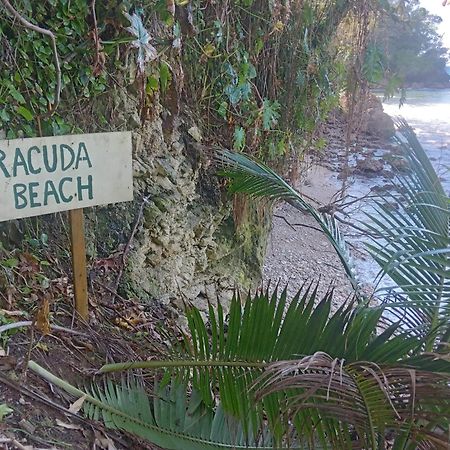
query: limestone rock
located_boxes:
[366,109,395,140]
[86,91,270,315]
[358,94,396,140]
[355,157,384,175]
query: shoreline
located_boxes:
[263,90,449,306]
[262,112,405,305]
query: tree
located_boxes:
[369,0,449,85]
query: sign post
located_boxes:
[69,208,89,320]
[0,132,133,320]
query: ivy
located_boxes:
[0,0,108,138]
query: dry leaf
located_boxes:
[0,355,17,370]
[93,429,118,450]
[36,298,50,335]
[35,342,49,352]
[0,309,26,317]
[68,395,86,414]
[55,419,82,430]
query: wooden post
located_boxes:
[69,208,89,320]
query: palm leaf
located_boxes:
[27,361,277,450]
[216,150,360,292]
[254,354,450,449]
[30,287,450,449]
[98,287,448,447]
[365,119,450,349]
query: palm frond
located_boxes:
[365,119,450,349]
[30,287,450,449]
[216,150,360,292]
[254,354,450,449]
[99,287,446,446]
[28,361,276,450]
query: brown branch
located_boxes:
[273,214,323,233]
[1,0,61,116]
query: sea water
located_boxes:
[383,89,450,193]
[344,89,450,292]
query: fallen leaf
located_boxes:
[35,342,49,352]
[68,395,86,414]
[0,356,17,370]
[0,403,13,422]
[55,418,82,430]
[36,298,50,335]
[93,429,118,450]
[0,309,26,317]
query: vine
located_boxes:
[0,0,388,164]
[180,0,362,162]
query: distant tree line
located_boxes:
[369,0,449,87]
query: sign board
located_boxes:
[0,132,133,222]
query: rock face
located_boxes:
[364,95,395,140]
[87,89,270,313]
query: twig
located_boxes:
[112,197,149,295]
[22,318,35,375]
[333,214,378,237]
[1,0,61,115]
[0,437,29,450]
[0,321,88,336]
[90,0,104,76]
[273,214,323,233]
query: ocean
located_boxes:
[383,89,450,193]
[341,89,450,290]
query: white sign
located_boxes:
[0,132,133,222]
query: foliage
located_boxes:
[0,0,109,137]
[31,286,450,449]
[181,0,373,160]
[29,360,273,450]
[369,0,450,86]
[216,150,359,291]
[0,403,13,422]
[365,120,450,351]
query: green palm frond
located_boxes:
[365,119,450,349]
[216,150,360,292]
[28,361,276,450]
[30,288,450,449]
[98,287,448,447]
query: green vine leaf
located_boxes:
[262,100,280,131]
[159,62,171,94]
[16,106,33,121]
[233,126,246,151]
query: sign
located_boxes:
[0,132,133,222]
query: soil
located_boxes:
[0,275,179,449]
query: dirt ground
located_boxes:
[0,282,178,449]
